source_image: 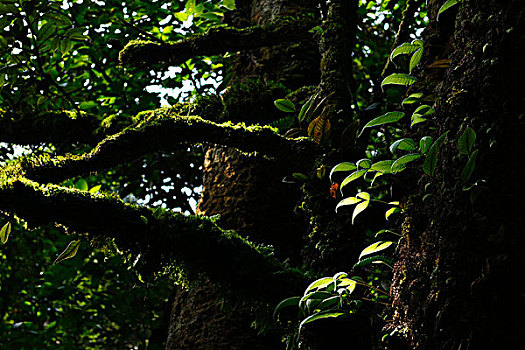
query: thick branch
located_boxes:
[0,176,306,300]
[119,17,316,68]
[20,108,318,183]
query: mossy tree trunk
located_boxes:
[386,0,525,348]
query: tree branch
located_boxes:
[0,176,306,301]
[19,108,318,183]
[119,17,316,68]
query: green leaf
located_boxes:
[300,291,333,306]
[329,162,357,182]
[0,222,11,244]
[359,241,394,259]
[419,136,433,154]
[45,13,73,28]
[54,240,81,264]
[353,255,395,269]
[79,101,97,110]
[292,172,308,181]
[297,311,347,342]
[411,105,434,127]
[438,0,460,19]
[352,192,370,224]
[75,179,88,191]
[274,99,296,113]
[38,23,57,42]
[385,207,400,220]
[356,158,372,169]
[60,37,72,55]
[297,96,312,123]
[336,278,356,293]
[423,131,450,176]
[457,127,476,155]
[340,169,367,192]
[335,196,361,213]
[273,296,300,319]
[359,111,405,137]
[391,153,421,173]
[315,296,340,311]
[381,73,417,90]
[304,277,334,294]
[461,149,479,183]
[402,92,423,105]
[370,160,394,173]
[89,185,102,194]
[390,42,420,63]
[410,47,423,73]
[390,138,416,153]
[221,0,236,10]
[66,27,88,41]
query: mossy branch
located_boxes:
[0,176,306,300]
[119,18,316,68]
[20,108,318,183]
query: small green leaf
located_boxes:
[390,42,420,63]
[292,173,308,181]
[370,160,394,173]
[438,0,460,19]
[340,169,367,192]
[89,185,101,194]
[274,99,296,113]
[329,162,357,182]
[410,47,423,73]
[304,277,334,294]
[352,192,370,224]
[38,23,57,42]
[385,207,400,220]
[359,111,405,137]
[402,92,423,105]
[419,136,433,154]
[54,240,81,264]
[457,127,476,155]
[411,105,434,127]
[298,96,313,123]
[273,296,301,319]
[423,131,450,176]
[390,138,416,153]
[60,37,72,55]
[79,101,97,110]
[356,158,372,169]
[220,0,236,10]
[381,73,417,90]
[461,149,479,183]
[75,179,88,191]
[1,222,11,244]
[315,296,340,311]
[391,153,421,173]
[359,241,394,259]
[335,196,361,213]
[353,255,395,269]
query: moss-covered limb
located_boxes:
[0,110,101,145]
[119,17,317,68]
[21,108,319,183]
[0,176,307,300]
[318,0,358,135]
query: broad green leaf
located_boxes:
[458,127,476,155]
[385,207,400,220]
[340,169,367,191]
[352,192,370,224]
[391,153,421,173]
[461,149,479,183]
[370,160,394,173]
[221,0,236,10]
[390,138,416,153]
[273,296,300,319]
[315,296,340,311]
[75,179,88,191]
[411,105,434,127]
[402,92,423,105]
[54,240,81,264]
[359,111,405,137]
[300,291,333,306]
[356,158,372,169]
[337,278,356,293]
[305,277,334,294]
[359,241,394,259]
[335,196,361,213]
[381,73,417,90]
[274,99,296,113]
[423,131,450,176]
[60,37,72,55]
[353,255,395,269]
[89,185,102,194]
[0,222,11,244]
[438,0,460,19]
[390,42,420,63]
[410,47,423,73]
[297,311,347,342]
[329,162,357,182]
[419,136,433,154]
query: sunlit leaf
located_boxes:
[438,0,461,19]
[419,136,433,154]
[410,47,423,73]
[335,196,360,213]
[304,277,334,294]
[353,255,395,269]
[0,222,11,244]
[273,296,300,319]
[370,160,394,173]
[385,207,400,220]
[391,153,421,173]
[274,99,296,113]
[54,240,81,264]
[390,138,416,153]
[359,111,405,137]
[390,42,419,63]
[402,92,423,105]
[329,162,357,182]
[359,241,394,259]
[340,169,367,192]
[423,131,450,176]
[381,73,417,90]
[89,185,102,194]
[356,158,372,169]
[352,192,370,224]
[457,127,476,155]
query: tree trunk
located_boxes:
[386,0,525,348]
